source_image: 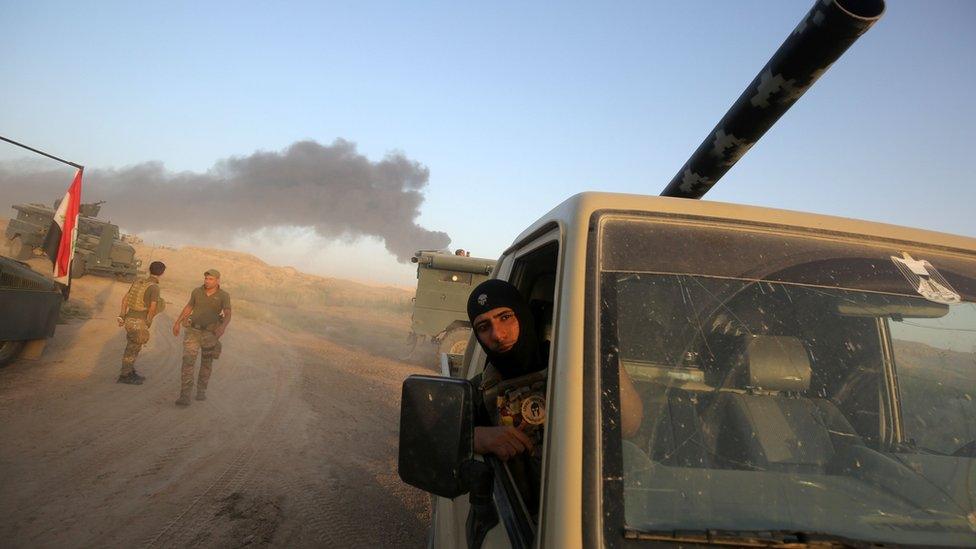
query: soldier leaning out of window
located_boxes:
[465,279,643,516]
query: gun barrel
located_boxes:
[660,0,885,199]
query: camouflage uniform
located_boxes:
[181,324,222,396]
[178,283,230,400]
[474,364,548,517]
[120,317,151,376]
[120,275,160,378]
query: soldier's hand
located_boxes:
[117,316,124,327]
[473,425,534,461]
[172,323,180,337]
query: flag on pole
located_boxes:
[43,168,83,288]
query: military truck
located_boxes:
[399,1,976,547]
[0,256,63,366]
[409,250,496,358]
[5,200,141,279]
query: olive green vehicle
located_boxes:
[400,1,976,547]
[5,200,142,279]
[0,256,63,367]
[409,250,495,358]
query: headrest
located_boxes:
[743,336,811,392]
[529,273,555,302]
[528,273,556,342]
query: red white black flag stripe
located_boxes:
[42,168,83,287]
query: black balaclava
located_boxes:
[467,279,542,379]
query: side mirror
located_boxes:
[398,375,474,498]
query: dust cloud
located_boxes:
[0,139,450,262]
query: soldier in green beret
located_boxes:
[172,268,231,406]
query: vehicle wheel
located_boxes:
[0,340,25,367]
[7,236,31,260]
[437,327,472,357]
[70,259,86,279]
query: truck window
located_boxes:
[511,242,559,361]
[487,240,559,527]
[596,214,976,548]
[890,306,976,456]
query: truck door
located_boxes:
[432,233,560,549]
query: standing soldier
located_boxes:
[172,268,231,406]
[117,260,166,385]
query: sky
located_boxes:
[1,0,974,287]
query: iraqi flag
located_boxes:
[42,168,83,289]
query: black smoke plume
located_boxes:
[0,139,450,261]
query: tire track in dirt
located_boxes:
[268,337,432,548]
[135,430,209,479]
[14,405,203,526]
[1,319,192,515]
[31,320,184,462]
[291,475,364,548]
[271,366,360,547]
[144,334,299,548]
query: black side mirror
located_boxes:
[398,375,474,498]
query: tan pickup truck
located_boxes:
[399,1,976,547]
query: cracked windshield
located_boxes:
[600,216,976,547]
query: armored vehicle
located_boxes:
[398,1,976,547]
[0,256,63,366]
[409,250,495,357]
[5,200,141,279]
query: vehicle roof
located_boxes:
[509,192,976,255]
[413,250,496,274]
[14,203,107,222]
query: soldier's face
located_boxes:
[473,307,520,354]
[203,275,219,289]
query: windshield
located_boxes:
[598,215,976,547]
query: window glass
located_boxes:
[890,305,976,455]
[599,215,976,547]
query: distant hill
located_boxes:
[131,241,411,310]
[1,215,412,309]
[1,216,421,363]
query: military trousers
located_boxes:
[181,326,221,396]
[120,317,151,376]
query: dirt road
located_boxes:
[0,276,432,548]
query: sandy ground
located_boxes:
[0,275,434,548]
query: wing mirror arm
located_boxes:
[462,459,497,549]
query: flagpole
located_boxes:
[1,135,85,298]
[0,135,84,170]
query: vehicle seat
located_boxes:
[528,273,555,361]
[642,383,710,468]
[701,336,860,473]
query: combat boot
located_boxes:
[195,390,207,401]
[117,372,144,385]
[174,394,191,407]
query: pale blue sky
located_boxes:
[2,1,974,285]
